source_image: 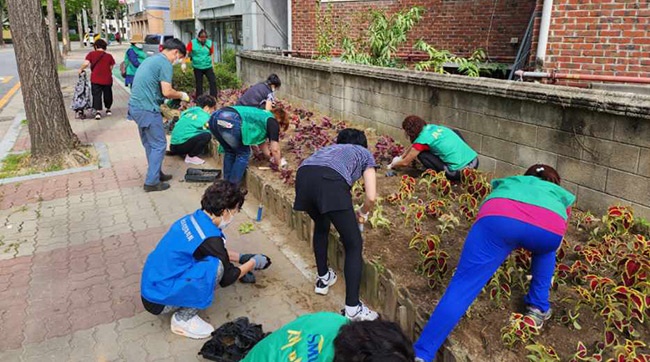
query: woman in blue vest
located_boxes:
[413,165,575,361]
[208,105,289,185]
[185,29,217,97]
[389,115,479,180]
[140,180,272,339]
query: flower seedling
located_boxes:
[436,213,460,234]
[500,313,540,348]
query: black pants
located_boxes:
[294,166,362,307]
[194,67,218,97]
[91,83,113,112]
[417,129,478,181]
[169,133,211,157]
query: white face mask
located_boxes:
[218,210,234,229]
[174,56,183,65]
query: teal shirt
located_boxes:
[170,107,211,145]
[190,38,213,70]
[413,124,478,171]
[129,53,173,112]
[242,312,348,362]
[483,175,576,220]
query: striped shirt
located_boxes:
[300,144,376,186]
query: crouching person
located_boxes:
[242,312,415,361]
[140,180,272,339]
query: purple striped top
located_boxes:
[299,144,376,186]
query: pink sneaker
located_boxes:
[185,155,205,165]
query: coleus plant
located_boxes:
[373,135,404,165]
[369,198,392,232]
[500,312,540,349]
[458,193,479,221]
[403,200,426,234]
[526,342,561,361]
[387,175,417,203]
[409,234,449,289]
[419,169,452,199]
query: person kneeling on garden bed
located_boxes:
[413,164,575,362]
[389,115,478,181]
[242,312,414,361]
[168,94,217,165]
[208,105,289,185]
[140,180,272,339]
[294,128,379,321]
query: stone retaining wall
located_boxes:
[239,51,650,219]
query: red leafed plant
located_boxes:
[373,135,405,165]
[500,313,540,348]
[409,234,449,289]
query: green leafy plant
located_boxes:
[409,234,449,289]
[501,312,541,348]
[238,222,255,235]
[314,1,346,60]
[560,310,582,330]
[341,6,424,67]
[369,198,392,232]
[436,213,459,235]
[526,342,560,362]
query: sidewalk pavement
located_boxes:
[0,69,343,361]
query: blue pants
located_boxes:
[414,216,562,361]
[209,109,251,185]
[129,107,167,186]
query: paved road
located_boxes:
[0,47,20,113]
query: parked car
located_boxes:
[143,34,174,56]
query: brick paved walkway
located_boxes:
[0,62,342,361]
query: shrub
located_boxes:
[172,62,242,94]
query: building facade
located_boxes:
[127,0,172,41]
[169,0,288,62]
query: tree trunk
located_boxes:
[76,13,83,48]
[46,0,62,65]
[59,0,70,55]
[91,0,100,34]
[0,2,5,47]
[5,0,79,160]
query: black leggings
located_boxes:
[169,132,211,157]
[307,207,363,307]
[194,67,218,97]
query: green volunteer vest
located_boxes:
[170,107,211,145]
[241,312,348,362]
[413,124,478,171]
[190,38,213,70]
[484,175,576,220]
[231,106,274,146]
[125,45,147,76]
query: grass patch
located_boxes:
[20,119,28,126]
[0,145,98,179]
[57,64,68,72]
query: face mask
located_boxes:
[174,56,183,65]
[218,210,233,229]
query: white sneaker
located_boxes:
[344,303,379,321]
[170,313,214,339]
[315,268,337,295]
[185,155,206,165]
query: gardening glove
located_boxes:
[239,253,255,264]
[251,254,272,270]
[279,157,288,169]
[179,92,190,102]
[387,156,403,170]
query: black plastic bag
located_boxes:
[198,317,270,361]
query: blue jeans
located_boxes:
[129,107,167,186]
[413,216,562,361]
[209,109,251,185]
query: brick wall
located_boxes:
[292,0,536,62]
[531,0,650,87]
[240,52,650,218]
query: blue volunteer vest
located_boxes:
[141,209,224,309]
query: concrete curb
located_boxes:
[0,142,111,185]
[0,112,26,165]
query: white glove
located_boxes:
[179,92,190,102]
[181,62,187,72]
[356,207,370,223]
[280,157,288,168]
[388,156,403,169]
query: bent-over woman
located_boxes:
[294,128,379,321]
[169,94,216,165]
[413,165,575,361]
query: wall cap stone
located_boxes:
[240,51,650,120]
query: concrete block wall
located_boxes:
[239,52,650,219]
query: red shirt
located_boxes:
[85,50,115,85]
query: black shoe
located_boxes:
[240,272,256,284]
[144,182,170,192]
[160,172,173,182]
